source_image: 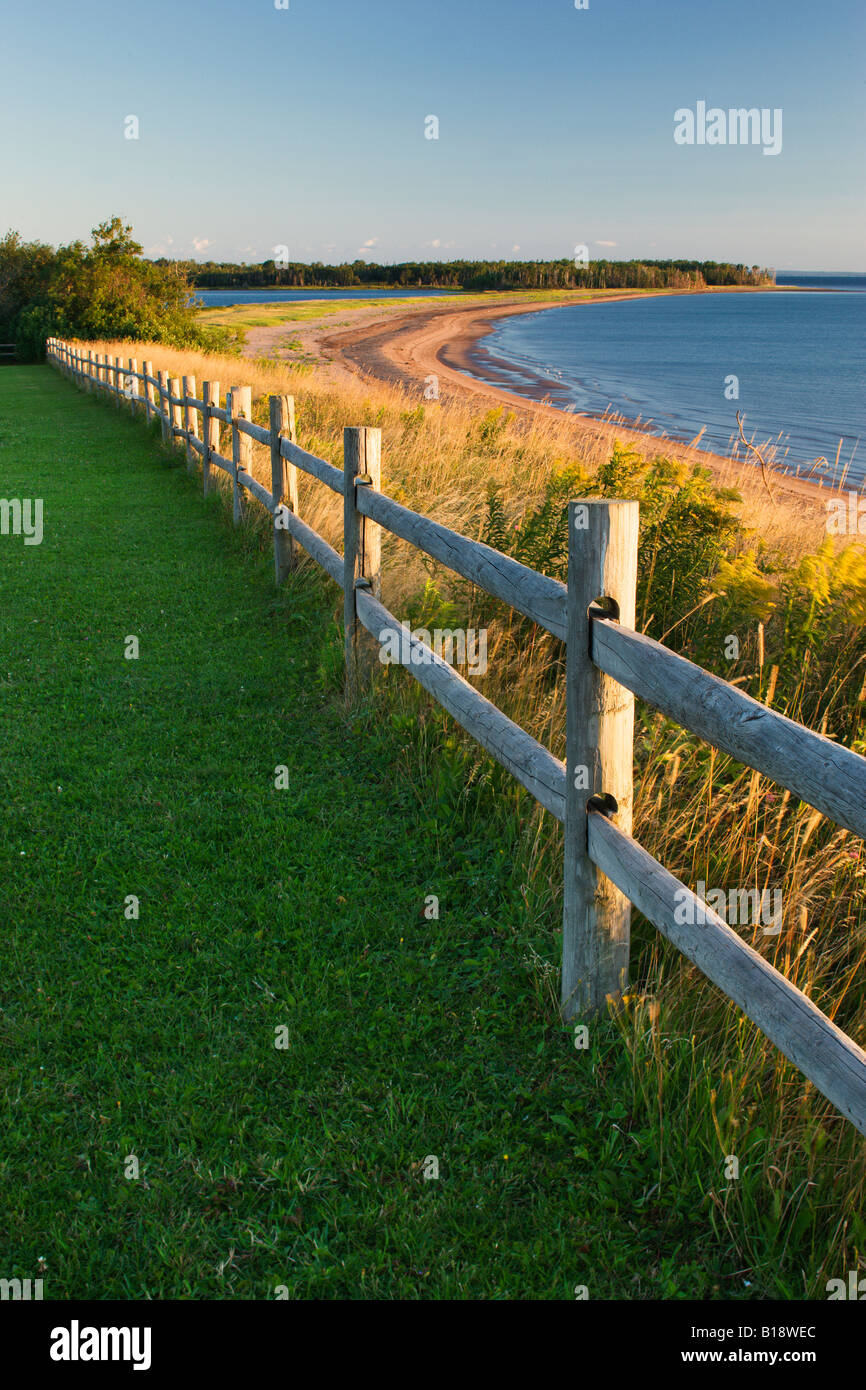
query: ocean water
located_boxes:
[195,287,450,306]
[467,277,866,480]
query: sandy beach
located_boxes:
[243,289,841,518]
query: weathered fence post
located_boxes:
[182,374,197,471]
[143,361,155,424]
[127,358,139,414]
[270,394,298,583]
[169,378,183,448]
[157,371,170,443]
[562,497,639,1019]
[343,426,382,697]
[230,385,251,525]
[202,381,219,496]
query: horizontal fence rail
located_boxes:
[45,337,866,1135]
[593,619,866,840]
[588,810,866,1135]
[356,588,568,819]
[355,486,568,640]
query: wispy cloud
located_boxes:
[144,235,174,256]
[595,239,617,247]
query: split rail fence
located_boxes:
[46,337,866,1135]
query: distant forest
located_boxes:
[174,257,773,293]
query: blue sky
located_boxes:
[2,0,863,268]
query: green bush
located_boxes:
[0,217,224,360]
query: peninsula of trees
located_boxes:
[179,257,772,292]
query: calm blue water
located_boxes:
[468,278,866,478]
[776,273,866,291]
[195,288,451,306]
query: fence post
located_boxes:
[230,385,251,525]
[343,426,382,697]
[182,374,198,471]
[157,371,170,443]
[168,377,183,447]
[202,381,219,496]
[127,358,138,414]
[562,498,639,1020]
[143,361,155,423]
[270,394,298,584]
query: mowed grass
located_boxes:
[1,365,759,1301]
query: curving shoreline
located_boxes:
[320,291,838,513]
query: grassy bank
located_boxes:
[193,294,466,333]
[3,357,863,1298]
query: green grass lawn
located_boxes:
[193,295,466,332]
[0,365,763,1300]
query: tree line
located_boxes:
[179,257,772,292]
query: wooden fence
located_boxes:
[45,337,866,1135]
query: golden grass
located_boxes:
[86,334,832,600]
